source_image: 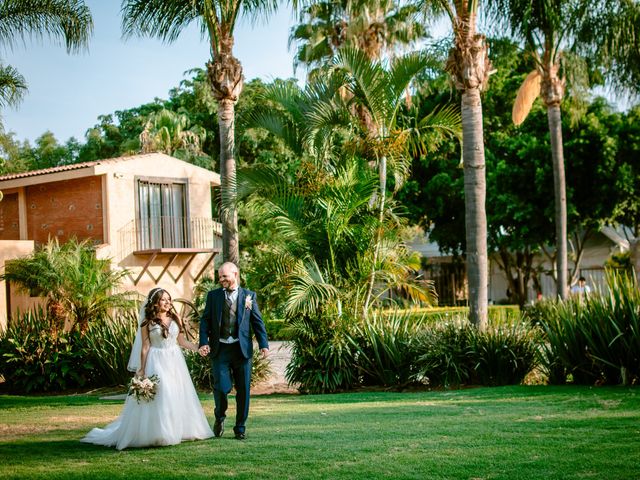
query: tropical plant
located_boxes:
[290,0,428,75]
[122,0,278,265]
[534,270,640,385]
[81,309,139,386]
[0,238,133,331]
[417,0,491,329]
[0,308,93,393]
[349,310,424,387]
[285,313,359,393]
[248,48,459,316]
[139,108,208,163]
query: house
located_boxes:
[411,227,629,305]
[0,153,222,329]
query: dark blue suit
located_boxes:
[199,287,269,434]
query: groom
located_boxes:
[198,262,269,440]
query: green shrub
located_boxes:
[286,315,358,394]
[534,271,640,385]
[471,323,541,386]
[412,316,539,388]
[349,312,423,387]
[264,318,292,340]
[413,319,475,388]
[0,309,94,393]
[388,305,522,327]
[81,310,138,386]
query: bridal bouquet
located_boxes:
[128,374,160,403]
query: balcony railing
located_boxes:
[117,217,222,259]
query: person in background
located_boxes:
[570,276,591,296]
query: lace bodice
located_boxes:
[148,320,179,349]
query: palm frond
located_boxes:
[0,0,92,52]
[0,64,27,108]
[512,70,541,126]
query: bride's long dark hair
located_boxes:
[141,288,183,338]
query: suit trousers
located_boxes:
[211,342,251,434]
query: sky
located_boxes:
[2,0,300,144]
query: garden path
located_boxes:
[252,340,298,395]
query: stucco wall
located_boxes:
[0,240,39,331]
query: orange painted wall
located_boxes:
[0,193,20,240]
[25,176,104,245]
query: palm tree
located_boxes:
[0,0,92,112]
[418,0,491,329]
[139,108,208,162]
[122,0,278,266]
[490,0,638,299]
[248,48,460,314]
[290,0,428,74]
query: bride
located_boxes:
[81,287,213,450]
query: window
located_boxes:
[137,179,188,249]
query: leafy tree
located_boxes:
[122,0,279,266]
[487,0,640,298]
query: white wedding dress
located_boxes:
[81,321,213,450]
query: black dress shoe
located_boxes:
[234,432,245,440]
[213,419,224,437]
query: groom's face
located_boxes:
[219,265,238,290]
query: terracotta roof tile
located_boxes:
[0,153,160,182]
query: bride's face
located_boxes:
[157,292,172,313]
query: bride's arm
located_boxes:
[137,325,150,377]
[177,332,198,352]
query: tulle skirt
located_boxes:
[81,345,213,450]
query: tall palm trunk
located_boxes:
[446,19,491,330]
[208,36,244,265]
[461,88,489,330]
[541,65,568,299]
[218,97,239,265]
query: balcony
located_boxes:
[117,217,222,284]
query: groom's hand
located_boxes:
[260,348,269,359]
[198,345,210,357]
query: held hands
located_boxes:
[198,345,210,357]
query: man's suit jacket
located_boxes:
[199,287,269,359]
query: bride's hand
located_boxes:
[136,368,145,378]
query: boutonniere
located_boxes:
[244,296,253,310]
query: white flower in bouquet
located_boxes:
[128,374,160,403]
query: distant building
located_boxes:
[0,153,222,329]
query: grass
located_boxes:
[1,386,639,479]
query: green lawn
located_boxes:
[1,386,639,479]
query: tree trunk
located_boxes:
[546,103,568,299]
[218,98,239,265]
[446,21,491,330]
[461,88,489,330]
[207,37,244,265]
